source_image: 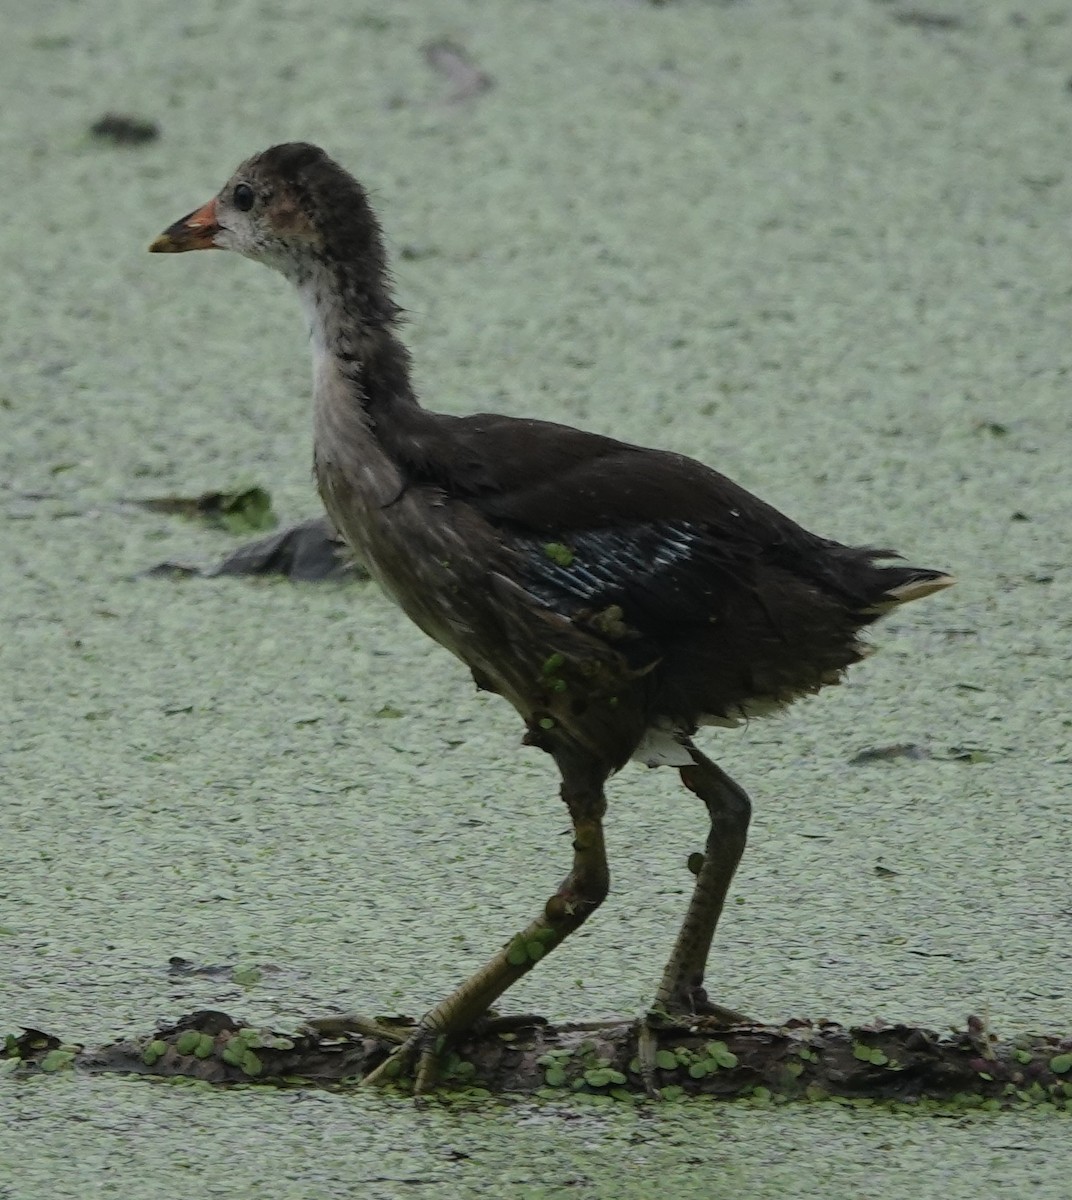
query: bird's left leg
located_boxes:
[357,747,611,1091]
[638,739,752,1090]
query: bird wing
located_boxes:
[389,410,864,632]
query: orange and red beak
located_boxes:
[149,197,221,253]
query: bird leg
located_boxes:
[359,750,610,1091]
[638,741,752,1091]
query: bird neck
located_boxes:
[296,260,416,414]
[294,260,427,508]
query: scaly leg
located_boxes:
[359,748,610,1091]
[639,740,752,1090]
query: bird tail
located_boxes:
[863,566,955,614]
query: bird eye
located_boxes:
[233,183,255,212]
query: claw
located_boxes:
[361,1026,436,1089]
[301,1013,414,1045]
[415,1041,440,1093]
[636,1018,663,1097]
[636,1002,753,1098]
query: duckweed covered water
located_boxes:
[2,0,1069,1195]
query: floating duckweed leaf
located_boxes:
[175,1030,201,1056]
[544,1066,568,1087]
[41,1049,76,1073]
[374,705,405,719]
[232,966,263,989]
[241,1051,263,1077]
[542,653,565,675]
[142,1039,168,1066]
[583,1067,626,1088]
[525,940,546,961]
[1015,1049,1033,1065]
[688,1062,710,1079]
[506,938,528,966]
[707,1041,738,1069]
[660,1085,685,1101]
[655,1049,678,1071]
[1050,1053,1072,1074]
[537,1048,572,1066]
[538,717,555,730]
[194,1033,215,1059]
[542,542,574,567]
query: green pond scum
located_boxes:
[3,0,1071,1196]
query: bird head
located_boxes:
[149,142,389,294]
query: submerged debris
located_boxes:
[145,516,364,583]
[132,485,277,535]
[90,113,160,145]
[423,39,494,104]
[849,743,930,764]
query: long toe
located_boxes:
[360,1026,439,1090]
[636,1002,753,1097]
[302,1012,414,1045]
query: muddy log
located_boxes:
[6,1011,1072,1107]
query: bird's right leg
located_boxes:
[311,746,611,1092]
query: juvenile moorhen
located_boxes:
[150,143,953,1091]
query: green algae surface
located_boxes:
[2,0,1070,1196]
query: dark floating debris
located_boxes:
[90,113,160,145]
[132,485,277,535]
[145,516,365,583]
[849,743,930,764]
[892,10,964,31]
